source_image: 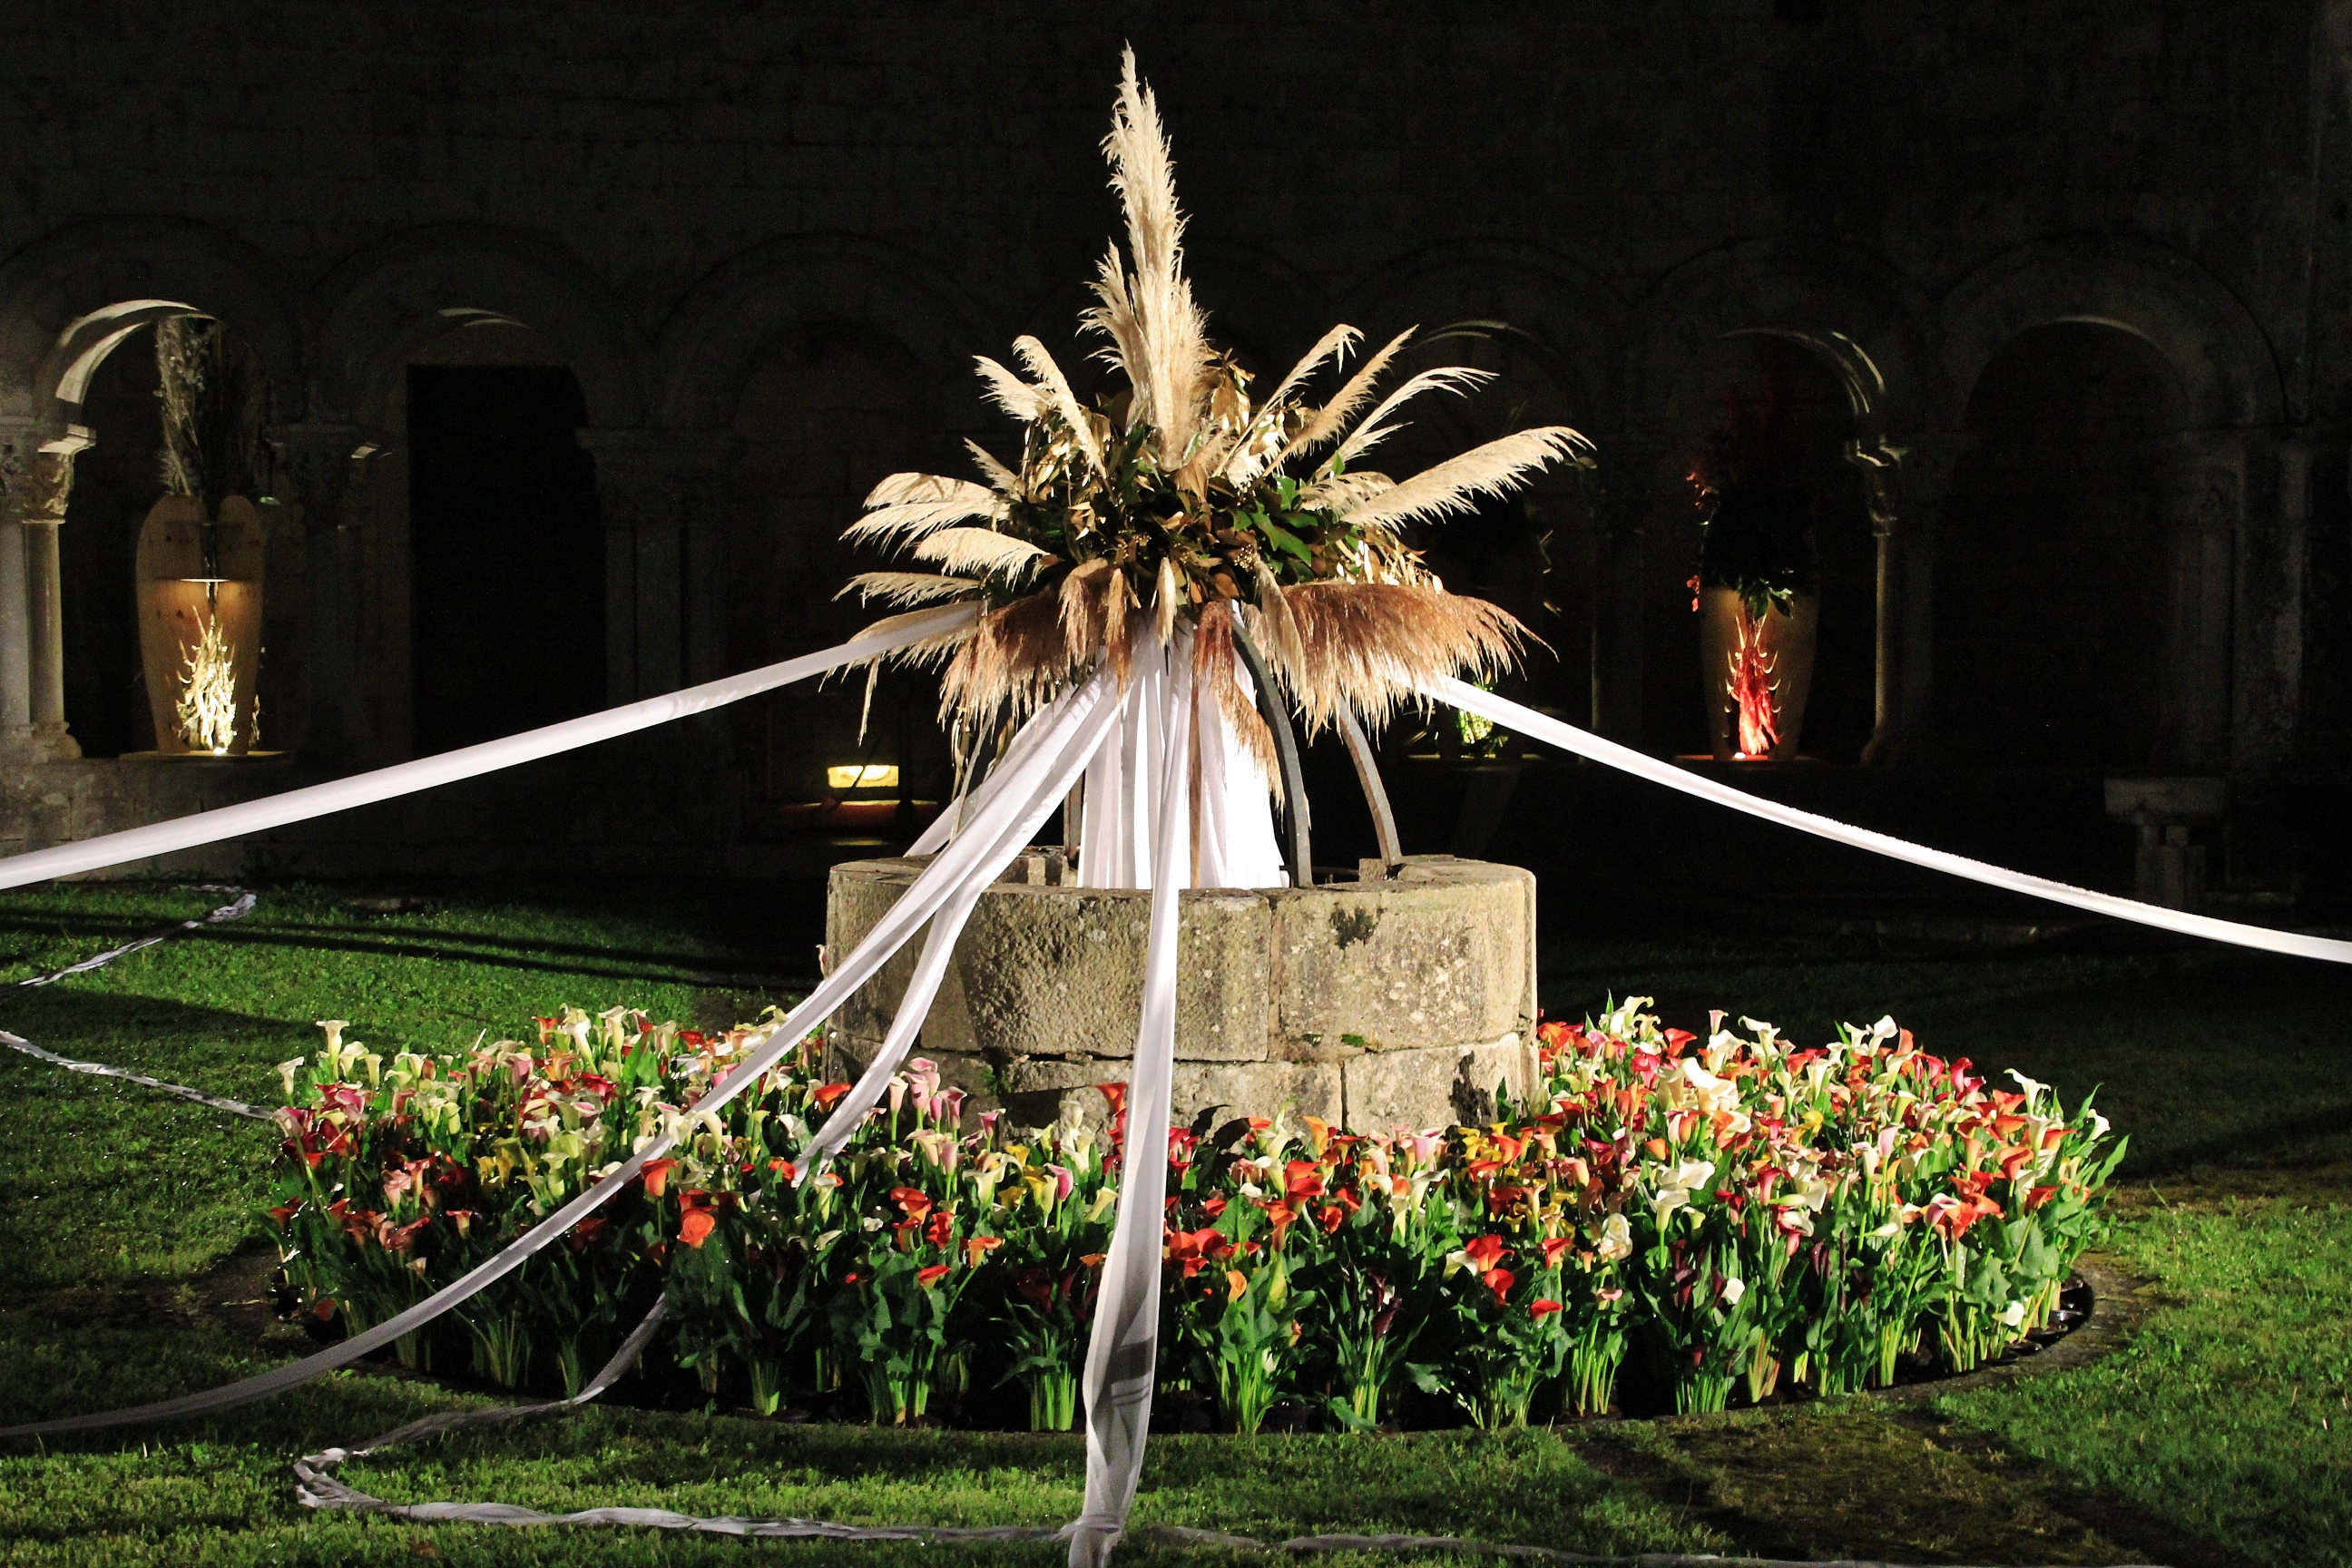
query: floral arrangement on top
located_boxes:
[840,52,1593,754]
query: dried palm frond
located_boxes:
[843,494,1005,547]
[867,472,997,508]
[849,603,982,666]
[1342,426,1595,531]
[1058,558,1114,659]
[1277,328,1416,466]
[939,592,1091,734]
[1250,563,1307,672]
[1258,582,1528,734]
[1323,365,1495,474]
[911,527,1053,583]
[1193,600,1280,797]
[838,571,988,608]
[840,601,985,746]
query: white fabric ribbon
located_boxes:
[1068,633,1195,1568]
[0,637,1093,1440]
[799,668,1122,1172]
[1423,676,2352,965]
[1191,652,1284,890]
[0,603,977,891]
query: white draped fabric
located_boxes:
[1079,632,1283,891]
[1191,652,1286,891]
[1067,633,1194,1568]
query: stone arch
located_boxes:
[1926,240,2282,778]
[312,224,649,435]
[0,217,303,429]
[1630,236,1930,440]
[1340,240,1626,422]
[1933,234,2283,432]
[1323,246,1624,734]
[1626,240,1931,759]
[652,234,990,431]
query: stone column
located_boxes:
[2233,432,2309,774]
[0,425,34,759]
[577,428,739,701]
[270,423,366,761]
[1590,440,1663,742]
[1866,432,1974,765]
[2156,430,2243,772]
[2221,430,2306,897]
[19,431,87,761]
[1847,439,1904,765]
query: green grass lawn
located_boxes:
[0,879,2345,1565]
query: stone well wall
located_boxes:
[824,854,1537,1132]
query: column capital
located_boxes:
[1877,429,1978,471]
[267,422,366,531]
[266,421,365,457]
[20,437,90,524]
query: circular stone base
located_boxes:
[824,853,1537,1132]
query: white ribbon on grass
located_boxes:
[0,634,1112,1441]
[1066,632,1194,1568]
[296,1298,671,1504]
[16,887,257,985]
[0,1028,272,1121]
[1422,676,2352,965]
[1,886,271,1119]
[0,603,978,891]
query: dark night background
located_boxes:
[1,0,2347,924]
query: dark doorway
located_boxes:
[1936,323,2180,767]
[60,326,164,757]
[407,366,603,754]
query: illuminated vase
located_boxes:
[135,495,265,755]
[1698,585,1817,761]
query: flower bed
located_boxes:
[269,999,2122,1431]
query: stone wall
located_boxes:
[0,3,2345,891]
[825,855,1538,1132]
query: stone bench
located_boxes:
[824,854,1537,1132]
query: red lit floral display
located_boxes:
[269,1000,2121,1429]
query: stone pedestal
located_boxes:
[2104,775,2227,910]
[825,854,1539,1132]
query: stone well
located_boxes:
[824,854,1537,1132]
